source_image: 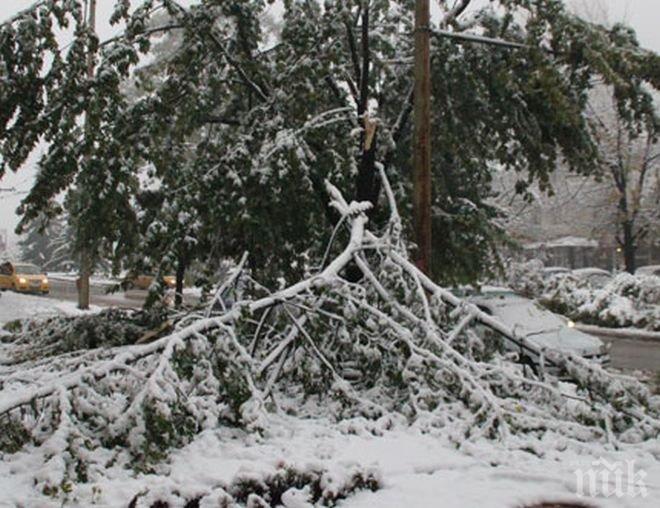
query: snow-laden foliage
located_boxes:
[126,461,380,507]
[2,0,659,290]
[542,274,660,331]
[508,261,660,330]
[1,176,658,500]
[2,308,169,364]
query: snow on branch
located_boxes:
[0,169,658,490]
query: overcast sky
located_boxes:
[1,0,659,249]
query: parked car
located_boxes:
[468,288,610,371]
[129,274,177,290]
[541,266,571,280]
[636,265,660,277]
[571,267,611,288]
[0,261,50,294]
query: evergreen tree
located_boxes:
[1,0,658,292]
[18,214,75,271]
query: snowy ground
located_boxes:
[0,291,98,327]
[0,414,658,507]
[1,294,658,507]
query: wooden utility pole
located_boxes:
[78,0,96,310]
[413,0,432,274]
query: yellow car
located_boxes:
[0,262,50,294]
[131,274,177,290]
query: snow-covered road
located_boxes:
[0,290,94,326]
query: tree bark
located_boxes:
[175,254,187,308]
[413,0,432,274]
[77,253,91,310]
[622,219,637,274]
[354,5,381,208]
[78,0,96,311]
[617,192,637,274]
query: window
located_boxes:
[14,264,41,275]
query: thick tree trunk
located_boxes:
[77,0,96,311]
[354,6,380,208]
[413,0,432,274]
[77,253,91,310]
[622,219,636,274]
[617,192,637,274]
[175,255,187,308]
[356,125,379,206]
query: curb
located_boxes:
[576,323,660,343]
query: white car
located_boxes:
[571,267,611,288]
[469,289,610,371]
[636,265,660,277]
[541,266,571,280]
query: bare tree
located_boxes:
[590,92,659,273]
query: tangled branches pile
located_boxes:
[1,171,659,493]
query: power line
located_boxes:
[433,29,539,52]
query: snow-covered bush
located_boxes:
[540,273,660,331]
[127,462,380,507]
[0,175,658,502]
[506,259,546,298]
[507,259,660,330]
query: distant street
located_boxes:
[46,278,144,308]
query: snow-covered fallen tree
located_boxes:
[1,171,659,500]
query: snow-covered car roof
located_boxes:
[636,265,660,277]
[541,266,570,275]
[525,236,599,249]
[572,267,610,277]
[468,291,604,356]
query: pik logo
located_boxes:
[574,458,648,498]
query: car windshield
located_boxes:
[486,298,565,335]
[14,264,42,275]
[589,274,610,286]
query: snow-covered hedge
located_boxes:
[509,261,660,331]
[1,174,658,504]
[126,462,380,507]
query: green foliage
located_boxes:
[4,308,169,363]
[0,417,31,453]
[2,319,23,334]
[135,402,198,472]
[213,354,252,421]
[228,463,380,507]
[1,0,658,290]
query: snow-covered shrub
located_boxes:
[227,463,380,507]
[540,275,592,318]
[607,272,660,305]
[539,273,660,331]
[0,174,658,501]
[507,259,546,298]
[127,462,380,507]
